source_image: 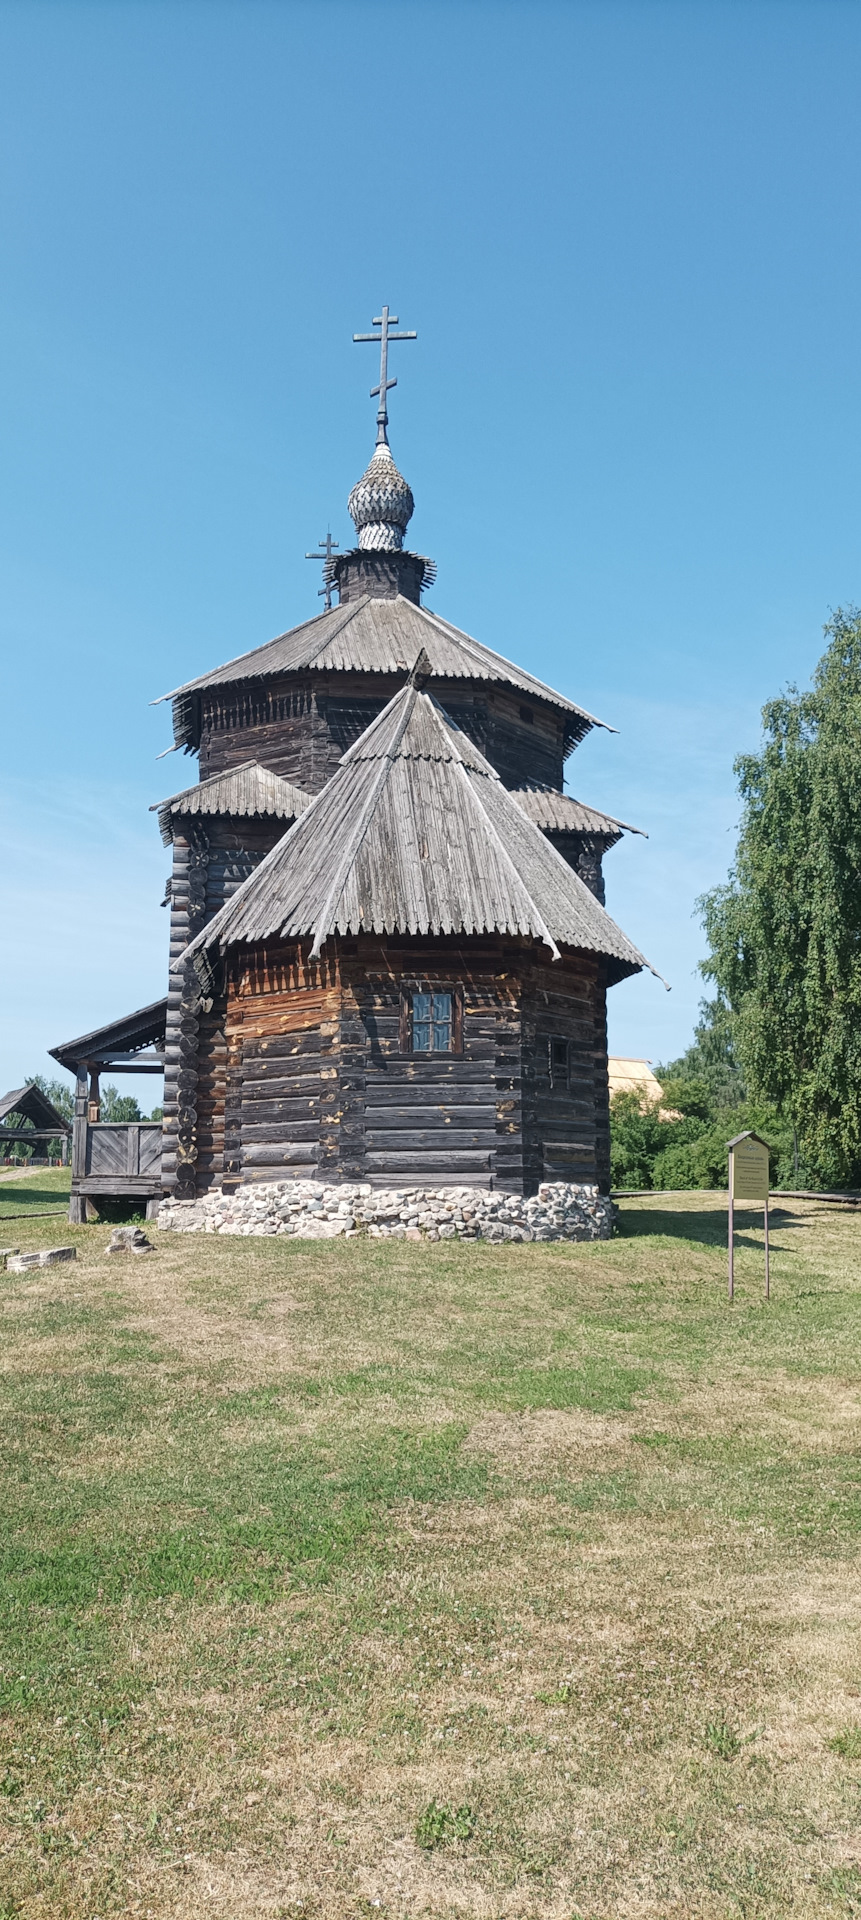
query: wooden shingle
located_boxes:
[157,595,607,756]
[152,761,311,845]
[182,683,652,980]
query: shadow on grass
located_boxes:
[0,1183,69,1215]
[617,1204,807,1248]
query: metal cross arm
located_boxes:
[305,531,340,611]
[353,304,417,443]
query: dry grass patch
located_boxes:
[463,1408,636,1480]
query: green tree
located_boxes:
[658,996,745,1110]
[609,1089,711,1190]
[100,1086,143,1123]
[700,607,861,1189]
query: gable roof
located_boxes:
[152,761,311,845]
[182,681,653,983]
[510,783,645,842]
[50,999,168,1074]
[156,594,608,755]
[0,1085,71,1133]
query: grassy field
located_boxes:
[0,1168,70,1222]
[1,1194,860,1919]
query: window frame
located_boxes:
[547,1035,571,1091]
[399,984,464,1056]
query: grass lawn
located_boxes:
[0,1169,70,1222]
[1,1195,860,1918]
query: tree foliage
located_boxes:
[700,607,861,1188]
[660,995,746,1111]
[100,1085,143,1124]
[609,1001,792,1192]
[99,1087,163,1123]
[609,1080,792,1192]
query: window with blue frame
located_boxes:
[411,990,453,1052]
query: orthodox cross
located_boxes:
[353,304,417,445]
[305,530,339,611]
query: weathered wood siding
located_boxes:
[212,937,526,1191]
[223,949,339,1185]
[161,816,289,1195]
[544,831,609,903]
[87,1124,163,1178]
[184,936,609,1197]
[342,941,522,1189]
[198,673,566,795]
[519,953,610,1191]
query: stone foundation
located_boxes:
[157,1180,615,1243]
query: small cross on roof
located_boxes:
[305,531,340,610]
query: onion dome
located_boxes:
[347,441,414,551]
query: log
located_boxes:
[238,1098,321,1124]
[364,1128,497,1152]
[363,1085,496,1110]
[240,1120,320,1144]
[364,1151,492,1173]
[241,1144,319,1167]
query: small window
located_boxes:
[401,987,462,1054]
[519,704,534,724]
[412,990,453,1053]
[548,1036,569,1088]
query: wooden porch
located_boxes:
[73,1120,165,1221]
[50,999,167,1223]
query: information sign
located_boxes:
[730,1135,770,1204]
[727,1130,772,1301]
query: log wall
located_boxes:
[545,831,612,903]
[198,673,566,794]
[341,940,522,1189]
[519,953,611,1192]
[194,935,610,1196]
[161,815,289,1194]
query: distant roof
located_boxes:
[156,595,608,755]
[608,1058,664,1101]
[510,783,645,841]
[0,1084,71,1133]
[152,761,311,845]
[608,1058,678,1117]
[50,998,167,1074]
[183,679,651,982]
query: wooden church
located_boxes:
[55,309,651,1215]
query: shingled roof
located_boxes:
[157,595,607,756]
[152,762,311,846]
[182,677,652,983]
[50,1000,168,1075]
[510,783,645,842]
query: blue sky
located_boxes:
[2,0,860,1103]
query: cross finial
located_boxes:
[305,530,340,611]
[353,304,417,446]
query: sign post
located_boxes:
[727,1131,771,1302]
